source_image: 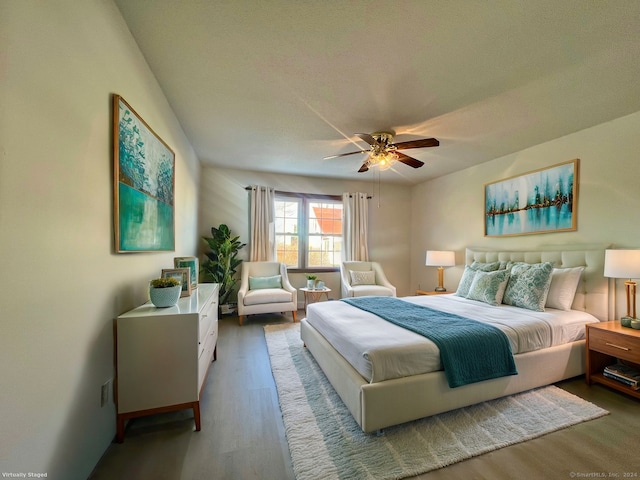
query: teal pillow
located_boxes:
[249,275,282,290]
[455,261,502,298]
[502,262,554,311]
[467,269,510,306]
[470,261,501,272]
[455,266,477,297]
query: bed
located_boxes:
[300,247,611,433]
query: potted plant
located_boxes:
[149,277,181,308]
[201,224,246,313]
[305,273,317,289]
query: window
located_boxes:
[275,193,342,270]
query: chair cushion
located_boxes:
[243,288,292,306]
[249,275,282,290]
[352,285,394,297]
[350,270,376,286]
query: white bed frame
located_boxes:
[300,247,610,433]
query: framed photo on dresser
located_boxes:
[174,256,198,290]
[162,268,192,297]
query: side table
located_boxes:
[585,320,640,400]
[300,287,331,313]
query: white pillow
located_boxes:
[545,267,584,311]
[350,270,376,286]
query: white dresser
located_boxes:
[115,283,219,442]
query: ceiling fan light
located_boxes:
[371,150,398,170]
[326,131,437,173]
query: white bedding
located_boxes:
[305,294,600,383]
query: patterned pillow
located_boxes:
[455,261,502,298]
[545,267,584,310]
[503,262,554,311]
[470,261,501,272]
[350,270,376,286]
[455,266,477,297]
[249,275,282,290]
[466,269,511,306]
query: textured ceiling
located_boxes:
[114,0,640,184]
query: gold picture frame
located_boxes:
[162,267,192,297]
[484,159,579,237]
[113,95,175,253]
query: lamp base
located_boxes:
[434,286,447,292]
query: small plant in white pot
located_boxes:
[305,274,317,289]
[149,277,181,307]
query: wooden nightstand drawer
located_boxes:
[588,329,640,363]
[586,321,640,400]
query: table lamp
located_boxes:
[425,250,455,292]
[604,249,640,324]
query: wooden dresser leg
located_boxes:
[116,414,125,443]
[193,401,201,431]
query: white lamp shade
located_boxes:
[425,250,455,267]
[604,249,640,279]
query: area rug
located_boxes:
[264,322,608,480]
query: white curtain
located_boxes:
[342,192,369,261]
[249,185,275,261]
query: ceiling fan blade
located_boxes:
[396,151,424,169]
[355,133,379,146]
[323,150,368,160]
[357,163,369,173]
[393,138,439,150]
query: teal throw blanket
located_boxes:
[342,297,517,388]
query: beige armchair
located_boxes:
[340,261,397,298]
[237,262,297,326]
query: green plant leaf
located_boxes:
[201,223,246,307]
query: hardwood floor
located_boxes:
[90,312,640,480]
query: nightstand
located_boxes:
[300,287,331,313]
[585,320,640,400]
[416,290,452,296]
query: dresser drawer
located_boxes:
[198,296,218,343]
[198,326,217,389]
[588,328,640,363]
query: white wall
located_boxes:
[412,111,640,317]
[0,2,200,478]
[198,167,413,300]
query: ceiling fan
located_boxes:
[324,132,439,173]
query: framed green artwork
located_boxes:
[113,95,175,252]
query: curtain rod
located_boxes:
[244,186,372,199]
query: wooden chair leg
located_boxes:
[239,315,243,326]
[292,310,297,323]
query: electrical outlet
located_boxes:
[101,379,112,407]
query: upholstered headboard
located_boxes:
[465,247,610,321]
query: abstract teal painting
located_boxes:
[114,95,175,252]
[485,159,578,237]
